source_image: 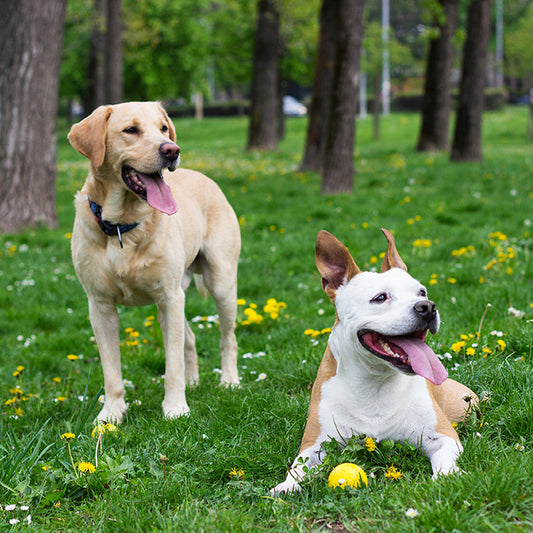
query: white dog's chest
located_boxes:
[319,374,437,445]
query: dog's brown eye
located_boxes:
[371,293,388,304]
[419,288,427,297]
[123,126,138,135]
[161,125,168,133]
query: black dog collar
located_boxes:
[88,198,139,248]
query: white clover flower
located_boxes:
[5,504,17,511]
[508,307,525,319]
[9,519,20,525]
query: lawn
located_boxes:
[1,106,533,531]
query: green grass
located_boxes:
[1,106,533,531]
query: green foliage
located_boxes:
[1,108,533,530]
[504,3,533,88]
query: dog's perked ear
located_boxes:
[157,103,177,143]
[68,105,112,169]
[316,230,361,300]
[381,228,408,272]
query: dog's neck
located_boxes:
[329,323,412,399]
[84,168,152,224]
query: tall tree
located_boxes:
[451,0,491,162]
[416,0,459,152]
[247,0,280,151]
[0,0,67,232]
[321,0,365,194]
[84,0,106,112]
[299,0,338,173]
[105,0,123,104]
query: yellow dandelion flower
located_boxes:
[229,467,245,479]
[67,354,79,361]
[497,339,506,351]
[56,396,67,402]
[466,347,476,356]
[53,377,61,383]
[384,465,403,480]
[237,298,246,306]
[451,341,466,352]
[365,437,377,452]
[92,422,118,437]
[78,462,96,474]
[61,432,76,441]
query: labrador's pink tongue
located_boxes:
[391,337,448,385]
[143,173,178,215]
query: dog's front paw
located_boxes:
[97,400,128,424]
[432,465,463,479]
[270,479,302,495]
[162,400,190,419]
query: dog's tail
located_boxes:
[193,273,210,299]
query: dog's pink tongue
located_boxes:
[393,337,448,385]
[143,173,178,215]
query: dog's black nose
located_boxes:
[160,142,180,162]
[414,300,437,320]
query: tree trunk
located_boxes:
[247,0,280,151]
[0,0,67,232]
[417,0,459,152]
[105,0,123,104]
[299,0,339,173]
[451,0,491,162]
[321,0,365,194]
[84,0,106,113]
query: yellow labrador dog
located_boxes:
[68,101,240,423]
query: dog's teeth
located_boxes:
[378,338,395,357]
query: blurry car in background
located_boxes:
[283,95,307,117]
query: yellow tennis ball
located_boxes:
[328,463,368,489]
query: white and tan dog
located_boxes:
[273,229,477,493]
[68,102,240,423]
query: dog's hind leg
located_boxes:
[184,318,199,385]
[200,256,239,386]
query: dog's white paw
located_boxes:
[270,479,302,495]
[432,465,463,479]
[220,376,241,388]
[162,400,190,419]
[97,400,128,424]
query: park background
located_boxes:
[1,1,533,531]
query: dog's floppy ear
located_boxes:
[381,228,408,272]
[316,230,361,299]
[68,105,112,169]
[158,102,177,142]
